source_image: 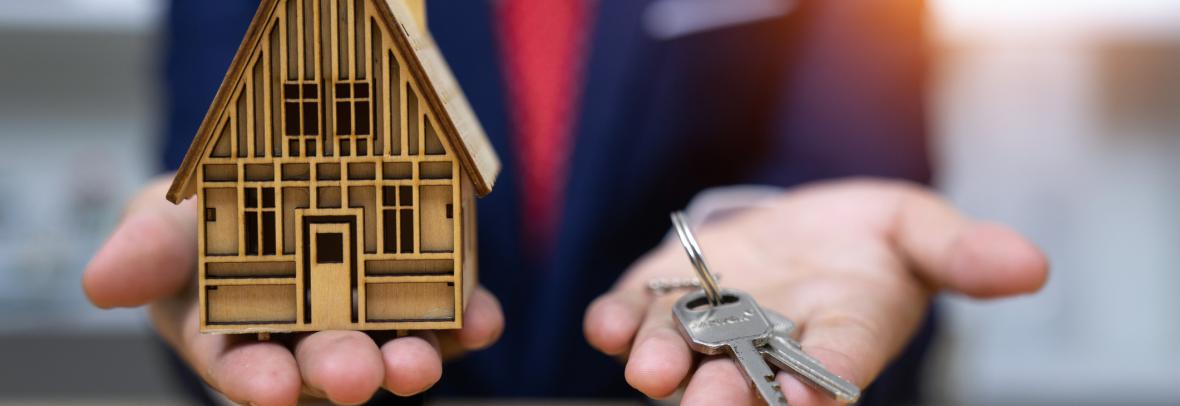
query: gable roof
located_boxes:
[166,0,500,204]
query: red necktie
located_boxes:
[497,0,594,252]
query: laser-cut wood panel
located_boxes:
[207,284,297,324]
[167,0,498,334]
[366,282,455,321]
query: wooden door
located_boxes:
[309,223,352,328]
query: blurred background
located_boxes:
[1,0,1179,404]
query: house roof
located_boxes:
[166,0,500,204]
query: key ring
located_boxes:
[670,211,723,306]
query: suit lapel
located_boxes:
[428,0,530,392]
[437,0,662,391]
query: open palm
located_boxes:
[584,179,1048,405]
[83,176,505,406]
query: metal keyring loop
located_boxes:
[671,211,723,306]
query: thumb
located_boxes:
[892,186,1049,298]
[83,174,197,308]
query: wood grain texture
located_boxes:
[180,0,485,334]
[460,172,477,310]
[366,282,454,321]
[309,223,353,329]
[207,284,297,324]
[166,0,498,204]
[374,0,500,196]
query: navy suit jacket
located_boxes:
[163,1,934,404]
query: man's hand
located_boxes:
[584,179,1048,405]
[82,176,504,406]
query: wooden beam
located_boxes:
[401,0,425,32]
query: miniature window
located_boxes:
[316,233,344,264]
[381,185,415,254]
[284,82,319,137]
[334,81,372,156]
[335,82,372,136]
[244,186,278,256]
[305,139,317,156]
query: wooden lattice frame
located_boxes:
[168,0,495,334]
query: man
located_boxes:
[83,0,1048,405]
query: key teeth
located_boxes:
[769,381,787,405]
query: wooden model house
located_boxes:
[165,0,499,334]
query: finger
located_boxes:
[778,372,842,406]
[150,299,301,406]
[586,247,682,356]
[624,294,694,399]
[435,286,505,360]
[783,325,877,406]
[892,185,1049,298]
[583,288,649,356]
[294,331,385,405]
[83,176,197,308]
[455,287,504,350]
[211,340,304,406]
[787,308,886,404]
[681,356,754,406]
[944,222,1049,298]
[380,332,443,396]
[681,358,843,406]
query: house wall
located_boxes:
[460,171,478,312]
[203,188,238,255]
[194,0,465,332]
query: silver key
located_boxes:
[763,308,797,338]
[674,289,788,405]
[761,309,862,403]
[668,211,859,404]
